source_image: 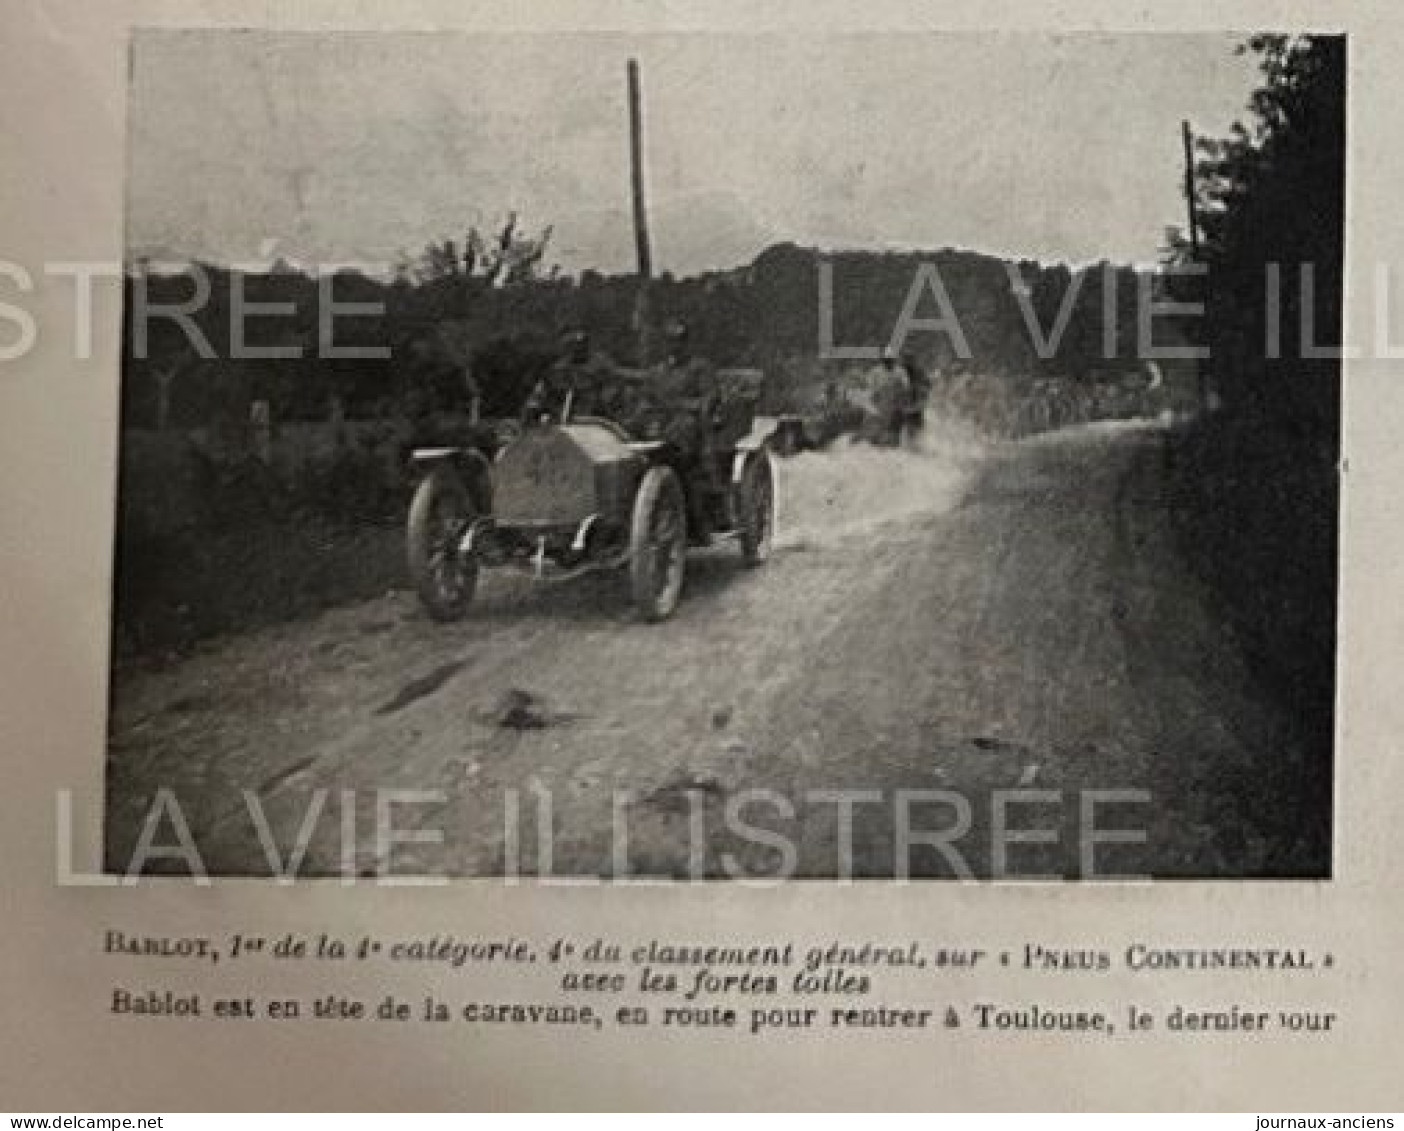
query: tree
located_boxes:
[1168,34,1344,855]
[1188,35,1346,440]
[412,213,554,287]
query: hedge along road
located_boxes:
[103,419,1314,880]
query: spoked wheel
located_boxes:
[629,466,687,622]
[407,466,479,621]
[737,450,776,566]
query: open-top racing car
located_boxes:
[406,364,798,622]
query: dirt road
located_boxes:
[105,421,1317,879]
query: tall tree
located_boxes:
[1191,34,1346,441]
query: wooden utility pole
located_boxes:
[1181,119,1200,258]
[1181,119,1213,411]
[627,59,654,365]
[628,59,654,278]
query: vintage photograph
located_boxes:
[104,29,1343,880]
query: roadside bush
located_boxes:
[113,426,412,660]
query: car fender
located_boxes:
[410,446,493,510]
[730,414,802,481]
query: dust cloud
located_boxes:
[775,411,985,549]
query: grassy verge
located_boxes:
[113,515,406,664]
[1166,411,1337,871]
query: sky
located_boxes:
[126,30,1263,276]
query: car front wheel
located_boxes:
[407,466,478,621]
[628,466,687,621]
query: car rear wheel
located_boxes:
[737,451,775,566]
[408,465,478,621]
[629,466,687,621]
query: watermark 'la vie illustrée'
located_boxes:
[0,256,1395,364]
[57,784,1151,885]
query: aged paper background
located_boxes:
[0,0,1399,1111]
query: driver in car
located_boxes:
[650,320,716,444]
[522,327,617,424]
[648,319,725,539]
